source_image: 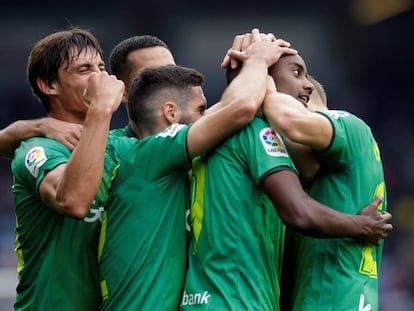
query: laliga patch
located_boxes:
[25,146,47,178]
[259,127,289,157]
[156,123,186,138]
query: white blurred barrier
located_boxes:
[0,267,16,310]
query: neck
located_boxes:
[48,104,86,124]
[48,110,85,125]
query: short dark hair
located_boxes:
[109,35,170,84]
[26,27,103,112]
[128,65,204,133]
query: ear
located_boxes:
[162,101,178,124]
[37,77,58,96]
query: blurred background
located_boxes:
[0,0,413,310]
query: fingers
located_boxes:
[383,222,393,232]
[226,49,244,62]
[274,38,292,48]
[61,126,82,151]
[369,222,392,246]
[231,32,253,69]
[265,33,277,42]
[222,29,295,70]
[240,33,252,52]
[224,28,260,69]
[223,32,249,69]
[83,71,124,113]
[280,46,298,56]
[250,28,260,43]
[221,55,231,69]
[381,211,392,220]
[373,194,384,207]
[232,33,247,51]
[63,139,78,152]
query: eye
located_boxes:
[292,69,300,76]
[78,66,89,73]
[199,105,206,115]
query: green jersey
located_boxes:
[109,124,135,138]
[181,116,297,311]
[99,124,191,311]
[11,135,135,311]
[288,110,387,311]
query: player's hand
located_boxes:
[40,118,82,151]
[221,28,279,69]
[225,28,297,68]
[358,195,393,245]
[83,71,124,115]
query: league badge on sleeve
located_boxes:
[25,146,47,178]
[259,127,289,157]
[157,123,186,138]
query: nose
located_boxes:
[304,78,314,95]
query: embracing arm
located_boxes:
[187,29,297,159]
[261,170,392,245]
[0,118,82,159]
[263,90,332,151]
[39,72,123,218]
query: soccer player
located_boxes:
[109,35,176,137]
[11,28,132,310]
[263,70,388,310]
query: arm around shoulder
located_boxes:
[261,170,392,244]
[0,118,82,159]
[263,92,332,151]
[0,119,44,159]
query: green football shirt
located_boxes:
[181,116,297,311]
[109,124,135,138]
[288,110,387,311]
[99,124,191,311]
[12,135,135,311]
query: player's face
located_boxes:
[268,54,314,107]
[126,46,175,93]
[52,47,105,118]
[178,86,207,124]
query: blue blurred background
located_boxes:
[0,0,413,310]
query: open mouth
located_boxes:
[298,95,309,107]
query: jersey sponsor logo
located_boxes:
[326,110,350,119]
[83,203,104,223]
[25,146,47,178]
[185,208,191,232]
[181,290,211,306]
[259,127,289,157]
[359,294,371,311]
[156,123,186,138]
